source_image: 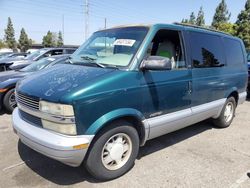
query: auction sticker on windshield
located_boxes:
[113,39,136,47]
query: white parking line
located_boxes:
[2,160,29,172]
[230,171,250,188]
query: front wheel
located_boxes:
[3,88,16,113]
[85,121,139,180]
[213,97,236,128]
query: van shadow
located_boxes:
[138,120,213,158]
[17,120,214,185]
[246,93,250,101]
[0,109,11,115]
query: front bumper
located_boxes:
[12,108,94,167]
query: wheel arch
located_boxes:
[225,88,239,105]
[86,108,149,146]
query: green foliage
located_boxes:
[0,40,6,49]
[181,19,189,24]
[18,28,31,52]
[216,23,236,35]
[181,12,196,25]
[235,0,250,49]
[212,0,231,29]
[42,31,57,47]
[4,17,16,50]
[189,12,196,25]
[196,7,205,26]
[57,31,63,47]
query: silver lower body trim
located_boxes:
[145,98,226,140]
[238,91,247,105]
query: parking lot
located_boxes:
[0,101,249,188]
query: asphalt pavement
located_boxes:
[0,101,250,188]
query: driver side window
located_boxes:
[146,29,186,70]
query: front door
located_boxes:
[139,29,192,139]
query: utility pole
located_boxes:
[62,14,64,43]
[104,18,107,29]
[84,0,89,41]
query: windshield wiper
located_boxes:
[80,56,106,68]
[66,56,73,64]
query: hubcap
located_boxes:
[101,133,132,171]
[8,92,17,109]
[224,102,234,123]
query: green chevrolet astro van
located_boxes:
[12,23,248,180]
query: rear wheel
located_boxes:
[85,121,139,180]
[213,97,236,128]
[3,88,16,113]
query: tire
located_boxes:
[3,88,16,113]
[213,97,236,128]
[85,120,139,180]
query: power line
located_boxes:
[9,0,84,15]
[89,1,160,22]
[0,4,84,20]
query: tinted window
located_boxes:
[224,38,244,65]
[190,32,225,68]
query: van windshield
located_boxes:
[70,26,148,68]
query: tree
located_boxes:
[212,0,231,29]
[57,31,63,47]
[216,23,236,35]
[18,28,31,52]
[196,7,205,26]
[181,19,189,24]
[42,31,56,47]
[189,12,196,25]
[0,40,6,49]
[181,12,196,25]
[235,0,250,49]
[4,17,16,50]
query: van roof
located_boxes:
[108,23,239,40]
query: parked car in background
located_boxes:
[0,52,27,59]
[0,52,13,59]
[12,24,248,180]
[0,53,28,71]
[26,49,38,54]
[0,47,76,71]
[247,51,250,92]
[0,54,70,112]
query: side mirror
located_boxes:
[140,56,172,71]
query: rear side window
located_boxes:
[223,38,244,65]
[64,49,76,54]
[190,32,225,68]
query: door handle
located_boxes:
[188,81,192,94]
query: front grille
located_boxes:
[19,109,43,127]
[16,92,40,110]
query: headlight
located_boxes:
[42,120,76,135]
[39,101,76,135]
[39,101,74,116]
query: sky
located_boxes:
[0,0,247,45]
